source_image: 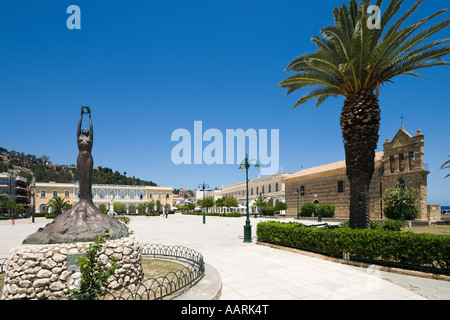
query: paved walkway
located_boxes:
[1,215,449,300]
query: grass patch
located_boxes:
[104,258,189,300]
[403,225,450,236]
[141,258,186,278]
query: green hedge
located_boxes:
[256,221,450,270]
[317,204,335,217]
[182,211,242,217]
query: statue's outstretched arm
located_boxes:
[89,111,93,141]
[77,109,83,138]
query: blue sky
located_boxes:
[1,0,449,204]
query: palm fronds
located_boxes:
[442,156,450,178]
[280,0,450,108]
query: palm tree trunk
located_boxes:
[340,90,380,229]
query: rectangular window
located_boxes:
[300,186,305,196]
[166,192,170,198]
[53,190,58,198]
[158,192,162,198]
[338,180,344,193]
[149,192,154,198]
[40,190,46,198]
[64,190,70,198]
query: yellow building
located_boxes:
[34,182,173,214]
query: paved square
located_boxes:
[1,214,449,300]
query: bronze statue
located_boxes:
[23,107,129,244]
[77,106,94,204]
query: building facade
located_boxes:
[0,173,31,212]
[222,172,291,212]
[34,182,173,214]
[283,127,436,220]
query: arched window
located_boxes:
[110,190,115,198]
[120,190,125,199]
[399,153,405,172]
[130,191,135,199]
[100,190,106,199]
[409,151,415,170]
[390,156,395,173]
[262,185,265,194]
[268,184,271,193]
[275,183,279,192]
[256,187,259,194]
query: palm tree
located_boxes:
[47,196,71,215]
[280,0,449,229]
[253,195,269,214]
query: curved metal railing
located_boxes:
[0,244,205,300]
[0,258,6,274]
[100,244,205,300]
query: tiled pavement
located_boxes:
[1,214,449,300]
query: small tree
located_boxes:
[224,196,238,210]
[253,195,268,213]
[47,196,71,215]
[382,186,419,220]
[147,200,155,214]
[136,203,147,214]
[203,196,215,213]
[300,202,316,217]
[274,201,287,214]
[317,204,336,218]
[98,204,107,214]
[67,230,118,300]
[215,197,224,214]
[113,202,126,214]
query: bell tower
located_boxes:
[381,126,428,218]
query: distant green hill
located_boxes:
[0,147,156,186]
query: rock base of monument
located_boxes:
[1,236,143,300]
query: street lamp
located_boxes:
[239,153,260,243]
[396,177,405,220]
[295,188,300,219]
[165,193,169,219]
[30,184,36,223]
[198,182,209,224]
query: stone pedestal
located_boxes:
[1,236,143,300]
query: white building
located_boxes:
[34,182,173,214]
[222,171,291,213]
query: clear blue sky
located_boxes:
[1,0,449,205]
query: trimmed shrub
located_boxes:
[261,207,275,216]
[384,206,420,220]
[300,202,316,217]
[383,219,406,231]
[317,204,335,217]
[256,221,450,270]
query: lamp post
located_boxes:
[295,188,300,219]
[165,193,169,219]
[396,177,405,220]
[239,153,260,243]
[198,182,209,224]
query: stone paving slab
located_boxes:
[1,214,449,300]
